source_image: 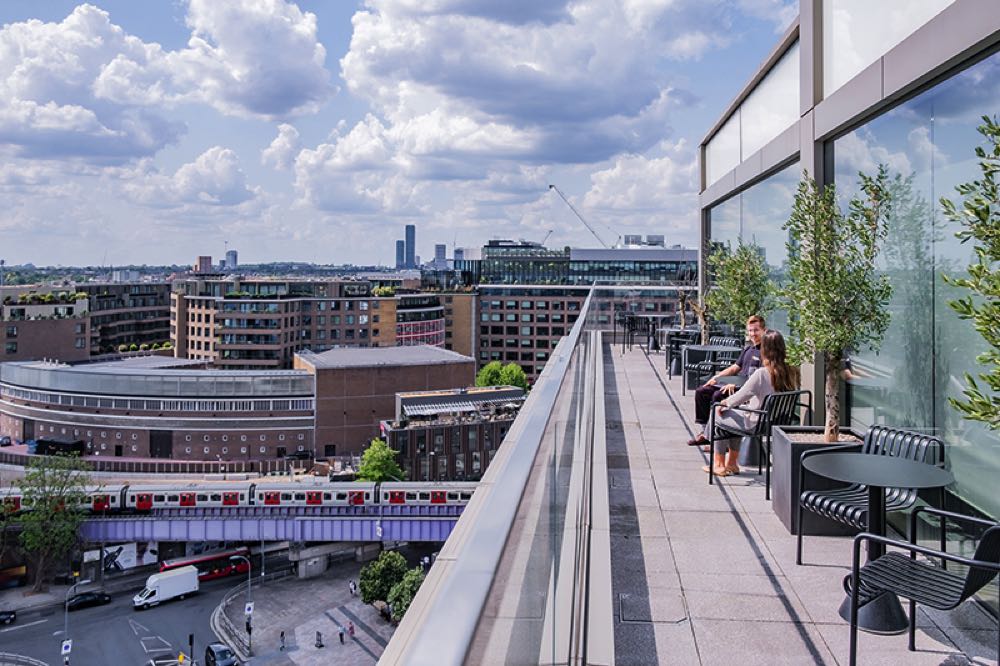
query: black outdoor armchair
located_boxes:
[797,425,944,565]
[846,506,1000,666]
[707,389,813,497]
[681,335,743,394]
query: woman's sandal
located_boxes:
[702,465,730,476]
[725,466,741,476]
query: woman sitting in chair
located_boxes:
[703,329,798,476]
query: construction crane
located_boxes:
[540,229,554,246]
[548,184,620,248]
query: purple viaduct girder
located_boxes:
[79,504,464,544]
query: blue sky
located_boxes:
[0,0,794,267]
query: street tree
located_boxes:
[387,567,425,622]
[942,115,1000,429]
[356,438,404,482]
[498,362,529,390]
[704,239,775,329]
[781,167,894,442]
[359,550,408,604]
[475,361,503,386]
[19,454,90,591]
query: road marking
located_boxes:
[129,618,150,635]
[140,636,172,654]
[1,618,47,632]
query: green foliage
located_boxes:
[151,343,161,350]
[18,455,90,591]
[498,362,529,390]
[162,341,173,349]
[359,550,408,604]
[128,343,138,351]
[387,567,425,622]
[372,286,396,297]
[117,344,128,353]
[356,438,404,482]
[475,361,503,387]
[942,115,1000,429]
[781,167,894,440]
[139,343,149,351]
[704,239,775,328]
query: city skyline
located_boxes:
[0,0,794,266]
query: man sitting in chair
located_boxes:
[686,315,765,447]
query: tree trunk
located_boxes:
[31,554,47,593]
[824,350,842,442]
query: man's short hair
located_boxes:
[747,315,766,328]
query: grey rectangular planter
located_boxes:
[771,425,864,536]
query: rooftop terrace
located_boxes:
[382,290,998,665]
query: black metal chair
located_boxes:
[681,335,743,394]
[846,506,1000,666]
[797,425,944,565]
[707,389,813,497]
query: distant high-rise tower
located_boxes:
[454,248,465,264]
[395,240,405,269]
[195,256,213,273]
[434,244,447,269]
[226,249,238,270]
[405,224,416,269]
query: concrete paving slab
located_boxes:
[691,618,836,665]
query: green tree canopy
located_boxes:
[475,361,503,386]
[356,438,404,482]
[781,167,894,441]
[704,239,776,329]
[387,566,425,622]
[18,455,90,591]
[359,550,408,604]
[942,115,1000,429]
[498,362,529,390]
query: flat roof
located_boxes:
[83,356,207,370]
[297,346,474,369]
[569,247,697,261]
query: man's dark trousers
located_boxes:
[694,383,728,425]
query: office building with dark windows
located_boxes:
[698,0,1000,562]
[381,385,525,481]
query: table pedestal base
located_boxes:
[838,590,908,635]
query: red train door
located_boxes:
[430,491,446,505]
[135,493,152,511]
[179,492,196,507]
[2,496,20,511]
[348,491,365,506]
[223,492,240,506]
[306,491,322,506]
[92,495,110,512]
[264,491,281,506]
[388,491,405,505]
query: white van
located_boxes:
[133,566,199,609]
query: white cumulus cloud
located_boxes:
[261,124,302,170]
[125,146,259,208]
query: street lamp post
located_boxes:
[231,555,252,655]
[63,578,91,660]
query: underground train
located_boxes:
[0,481,477,513]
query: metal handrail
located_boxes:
[380,287,603,665]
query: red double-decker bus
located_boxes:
[159,547,250,582]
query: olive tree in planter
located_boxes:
[704,239,776,331]
[781,166,894,442]
[941,115,1000,429]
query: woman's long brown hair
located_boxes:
[761,329,798,392]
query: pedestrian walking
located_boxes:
[348,621,355,639]
[339,625,346,644]
[315,631,324,648]
[280,630,286,651]
[349,579,357,596]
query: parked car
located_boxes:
[204,643,239,666]
[0,609,15,625]
[66,591,112,611]
[0,436,12,447]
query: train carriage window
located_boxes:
[406,492,417,500]
[461,492,473,500]
[129,496,136,503]
[323,493,331,501]
[418,492,430,501]
[294,493,305,501]
[240,494,246,501]
[210,494,221,502]
[447,493,458,501]
[336,492,347,501]
[167,495,178,502]
[197,494,208,502]
[281,493,292,501]
[155,495,166,502]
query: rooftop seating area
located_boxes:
[607,344,997,665]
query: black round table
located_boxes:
[802,452,953,634]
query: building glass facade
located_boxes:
[834,50,1000,522]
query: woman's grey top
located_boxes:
[721,366,774,417]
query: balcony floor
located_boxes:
[606,344,998,665]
